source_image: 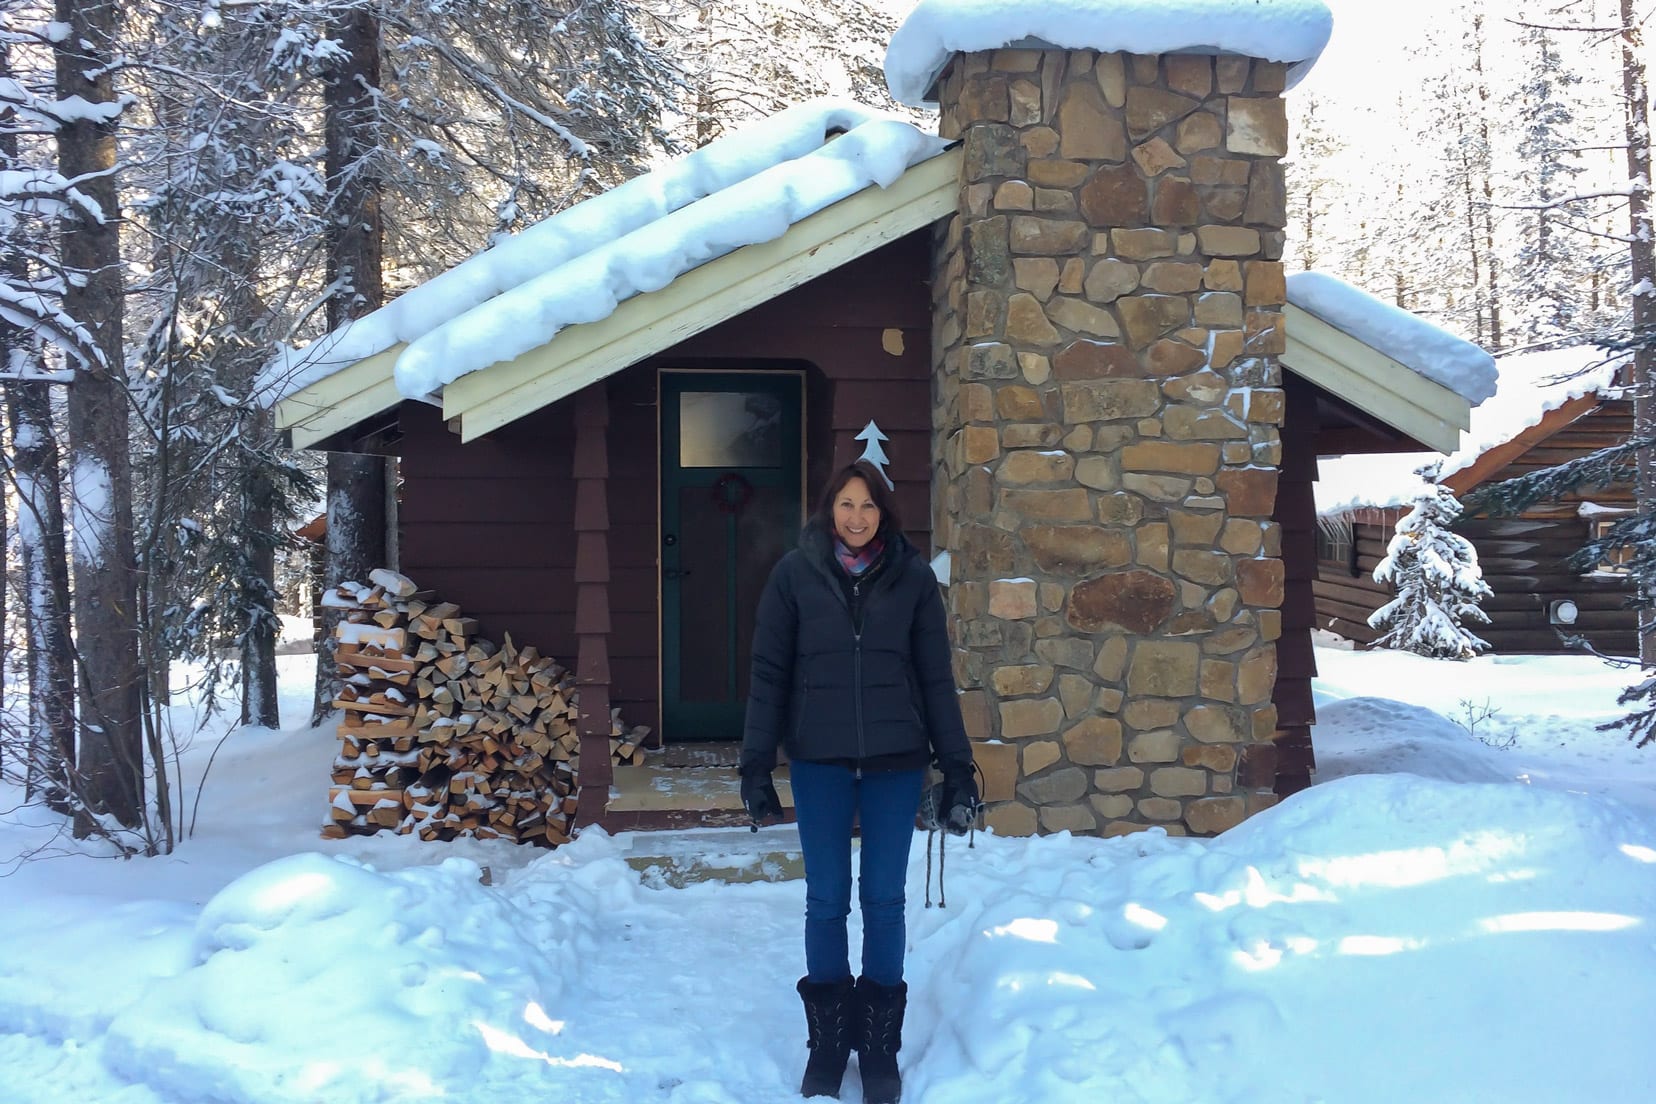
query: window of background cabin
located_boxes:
[1593,518,1633,573]
[1317,517,1357,576]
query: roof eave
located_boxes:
[275,146,962,448]
[1281,302,1473,456]
[443,146,961,442]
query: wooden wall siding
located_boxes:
[1274,375,1322,795]
[602,230,936,736]
[1312,401,1638,655]
[397,401,579,661]
[572,385,614,825]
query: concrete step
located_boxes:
[601,746,794,833]
[615,824,806,887]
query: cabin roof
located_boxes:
[264,100,950,446]
[1314,344,1630,518]
[274,99,1492,455]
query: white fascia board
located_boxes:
[1286,303,1472,433]
[1282,303,1470,454]
[276,343,403,447]
[444,148,963,442]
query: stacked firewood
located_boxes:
[322,568,649,846]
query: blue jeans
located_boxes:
[789,760,924,987]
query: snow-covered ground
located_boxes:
[4,644,1656,1103]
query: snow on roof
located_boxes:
[1313,452,1437,518]
[1438,344,1627,479]
[257,100,950,406]
[884,0,1335,106]
[1288,271,1498,405]
[1314,344,1629,517]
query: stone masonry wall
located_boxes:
[930,49,1289,837]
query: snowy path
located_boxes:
[478,862,813,1103]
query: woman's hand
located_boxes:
[938,760,980,835]
[741,768,782,829]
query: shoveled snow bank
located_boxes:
[103,854,597,1103]
[885,0,1335,105]
[257,101,949,406]
[1288,271,1498,404]
[917,773,1656,1103]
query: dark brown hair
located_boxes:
[815,460,903,537]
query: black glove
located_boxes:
[741,768,782,828]
[937,759,980,836]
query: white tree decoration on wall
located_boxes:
[856,420,895,490]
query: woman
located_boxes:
[740,460,979,1103]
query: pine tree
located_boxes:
[1507,21,1589,344]
[125,1,326,742]
[1369,473,1494,659]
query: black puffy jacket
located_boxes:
[740,519,971,774]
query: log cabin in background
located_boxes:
[1314,346,1635,657]
[266,7,1505,840]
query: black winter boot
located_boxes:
[855,976,907,1104]
[797,975,857,1098]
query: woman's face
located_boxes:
[833,476,881,551]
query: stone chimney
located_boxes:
[927,47,1297,838]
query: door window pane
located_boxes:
[680,390,782,468]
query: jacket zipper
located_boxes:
[853,579,865,779]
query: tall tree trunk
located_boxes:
[313,6,389,725]
[55,0,141,830]
[1472,14,1501,350]
[0,42,73,809]
[5,377,77,808]
[241,420,281,729]
[1621,0,1656,665]
[1455,113,1486,346]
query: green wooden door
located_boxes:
[660,371,804,741]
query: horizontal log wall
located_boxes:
[1313,402,1638,656]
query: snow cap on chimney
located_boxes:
[885,0,1334,106]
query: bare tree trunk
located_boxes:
[5,378,77,808]
[313,5,389,725]
[1621,0,1656,665]
[324,8,384,326]
[1472,14,1501,350]
[0,42,73,808]
[1,346,6,741]
[241,422,281,729]
[55,0,142,830]
[1456,123,1486,346]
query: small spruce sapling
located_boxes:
[1368,467,1493,659]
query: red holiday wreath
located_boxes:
[711,471,754,515]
